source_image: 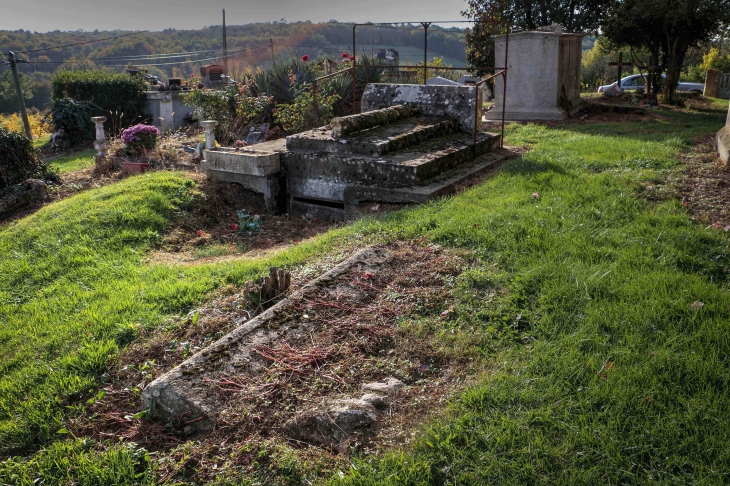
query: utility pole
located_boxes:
[222,9,228,76]
[7,52,32,139]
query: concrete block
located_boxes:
[145,91,196,132]
[204,147,281,176]
[485,30,585,121]
[361,84,482,133]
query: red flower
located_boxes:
[190,74,194,78]
[349,55,355,61]
[301,55,309,62]
[196,230,205,236]
[342,52,349,58]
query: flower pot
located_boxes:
[122,161,151,173]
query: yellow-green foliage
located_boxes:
[0,113,51,139]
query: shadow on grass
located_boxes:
[553,109,724,145]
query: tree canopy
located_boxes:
[462,0,606,34]
[602,0,730,99]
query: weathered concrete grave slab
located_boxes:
[142,247,393,435]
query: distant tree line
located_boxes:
[0,22,466,113]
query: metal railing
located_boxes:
[310,64,508,153]
[310,67,357,128]
[307,19,510,158]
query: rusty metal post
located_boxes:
[352,25,358,114]
[473,83,479,158]
[351,67,357,114]
[421,22,431,85]
[501,30,509,149]
[311,79,318,128]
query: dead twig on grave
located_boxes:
[203,376,247,392]
[252,341,336,375]
[307,298,353,311]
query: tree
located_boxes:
[0,71,36,114]
[462,0,605,81]
[602,0,730,100]
[462,0,605,35]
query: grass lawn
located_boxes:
[1,105,729,484]
[47,149,97,173]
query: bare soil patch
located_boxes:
[67,241,483,484]
[678,135,730,228]
[149,173,337,264]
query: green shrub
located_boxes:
[273,82,339,133]
[0,127,57,189]
[184,83,272,144]
[47,97,95,148]
[51,70,148,135]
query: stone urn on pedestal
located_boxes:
[91,116,113,171]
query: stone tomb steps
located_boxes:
[199,104,504,221]
[285,116,459,157]
[284,121,502,220]
[289,150,507,221]
[285,130,500,200]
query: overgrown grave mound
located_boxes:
[0,128,58,219]
[141,243,474,452]
[202,84,507,221]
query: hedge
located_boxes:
[51,70,148,135]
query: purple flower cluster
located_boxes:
[121,124,160,145]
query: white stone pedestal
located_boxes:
[486,29,585,121]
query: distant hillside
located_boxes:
[0,22,466,112]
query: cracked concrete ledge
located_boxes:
[141,246,392,433]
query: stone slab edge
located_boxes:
[344,152,506,207]
[141,246,390,430]
[717,125,730,164]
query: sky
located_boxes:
[2,0,472,32]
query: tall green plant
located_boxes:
[319,55,386,116]
[250,59,320,104]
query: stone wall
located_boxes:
[360,84,482,133]
[145,91,196,132]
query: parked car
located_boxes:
[597,74,704,93]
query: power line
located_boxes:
[16,48,253,68]
[16,31,148,54]
[86,43,270,62]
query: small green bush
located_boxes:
[0,127,57,189]
[273,82,339,133]
[51,70,148,134]
[47,97,95,148]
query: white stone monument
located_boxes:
[716,100,730,163]
[485,26,585,121]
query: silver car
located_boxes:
[598,74,704,93]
